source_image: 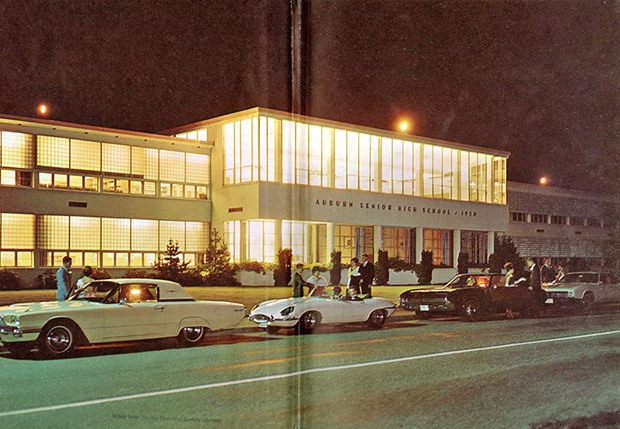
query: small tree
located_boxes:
[375,249,389,285]
[201,228,240,286]
[457,252,469,274]
[273,248,293,286]
[415,250,434,285]
[488,235,523,274]
[153,239,190,282]
[329,250,342,285]
[36,269,57,290]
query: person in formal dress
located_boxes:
[292,263,307,298]
[540,257,556,284]
[526,257,544,315]
[56,256,73,301]
[359,253,375,298]
[347,257,361,296]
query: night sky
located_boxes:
[0,0,617,194]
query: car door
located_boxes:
[485,275,509,312]
[102,284,165,341]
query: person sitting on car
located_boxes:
[306,267,328,296]
[331,286,343,299]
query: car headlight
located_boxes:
[0,314,20,327]
[280,306,295,316]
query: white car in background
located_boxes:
[0,278,246,358]
[249,293,397,334]
[543,271,620,312]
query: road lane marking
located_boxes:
[0,329,618,418]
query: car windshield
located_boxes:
[445,275,489,289]
[68,281,120,303]
[559,273,599,284]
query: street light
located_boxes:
[37,103,49,117]
[539,176,549,185]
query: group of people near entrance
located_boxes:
[292,253,375,299]
[502,256,566,319]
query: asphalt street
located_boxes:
[0,306,618,429]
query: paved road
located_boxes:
[0,306,618,428]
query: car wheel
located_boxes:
[297,311,321,335]
[39,322,76,358]
[266,326,279,335]
[177,326,206,346]
[460,299,481,322]
[5,342,34,358]
[367,309,387,329]
[580,292,594,314]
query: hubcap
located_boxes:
[303,314,316,329]
[371,311,385,324]
[183,327,203,341]
[46,326,72,353]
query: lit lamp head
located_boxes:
[37,103,49,117]
[539,176,549,185]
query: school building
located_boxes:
[0,107,617,286]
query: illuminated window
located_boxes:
[160,221,185,251]
[493,157,506,204]
[116,179,129,194]
[1,131,34,168]
[185,222,208,251]
[1,213,35,249]
[102,143,130,175]
[39,172,52,188]
[130,180,143,194]
[38,215,69,249]
[196,186,208,199]
[382,227,416,263]
[132,147,158,180]
[460,231,487,265]
[160,183,171,197]
[69,175,83,189]
[258,117,277,182]
[171,184,183,197]
[247,220,275,262]
[160,150,185,182]
[37,135,70,168]
[333,225,374,261]
[103,178,115,193]
[423,229,453,266]
[186,153,210,184]
[102,218,130,250]
[54,174,68,188]
[144,182,156,196]
[70,217,101,249]
[224,221,241,262]
[70,139,100,171]
[282,221,308,262]
[131,219,158,250]
[184,185,195,198]
[1,169,16,185]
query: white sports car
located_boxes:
[0,278,246,358]
[543,271,620,312]
[249,294,397,334]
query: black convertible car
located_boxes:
[400,273,544,321]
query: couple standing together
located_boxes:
[347,253,374,298]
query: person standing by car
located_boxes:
[56,256,73,301]
[76,265,96,298]
[306,267,328,296]
[540,257,556,284]
[359,253,375,298]
[503,262,516,319]
[292,263,307,298]
[526,257,544,315]
[554,262,567,283]
[347,257,361,295]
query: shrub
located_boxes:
[92,268,112,280]
[375,250,389,285]
[488,235,523,274]
[0,268,22,291]
[177,269,205,286]
[200,228,240,286]
[329,251,342,286]
[36,269,57,290]
[388,256,416,272]
[273,248,293,286]
[153,239,191,282]
[122,269,153,278]
[415,250,434,285]
[238,260,266,274]
[457,252,469,274]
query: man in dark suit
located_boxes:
[526,257,544,315]
[359,253,375,297]
[540,257,556,284]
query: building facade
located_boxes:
[2,107,616,286]
[506,181,620,269]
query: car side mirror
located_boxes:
[119,298,127,304]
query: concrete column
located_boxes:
[415,227,424,264]
[326,222,335,265]
[239,221,247,262]
[487,231,495,261]
[373,225,382,260]
[274,219,282,253]
[304,223,312,263]
[310,224,318,263]
[453,229,461,268]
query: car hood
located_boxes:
[251,297,314,314]
[0,300,94,316]
[543,283,586,291]
[401,288,451,298]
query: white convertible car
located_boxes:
[543,271,620,312]
[249,294,397,334]
[0,278,246,358]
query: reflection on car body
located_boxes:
[249,290,396,334]
[0,278,246,358]
[543,271,620,313]
[400,273,543,321]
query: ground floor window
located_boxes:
[319,224,374,262]
[382,227,416,262]
[460,230,488,265]
[423,228,453,266]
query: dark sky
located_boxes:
[0,0,618,194]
